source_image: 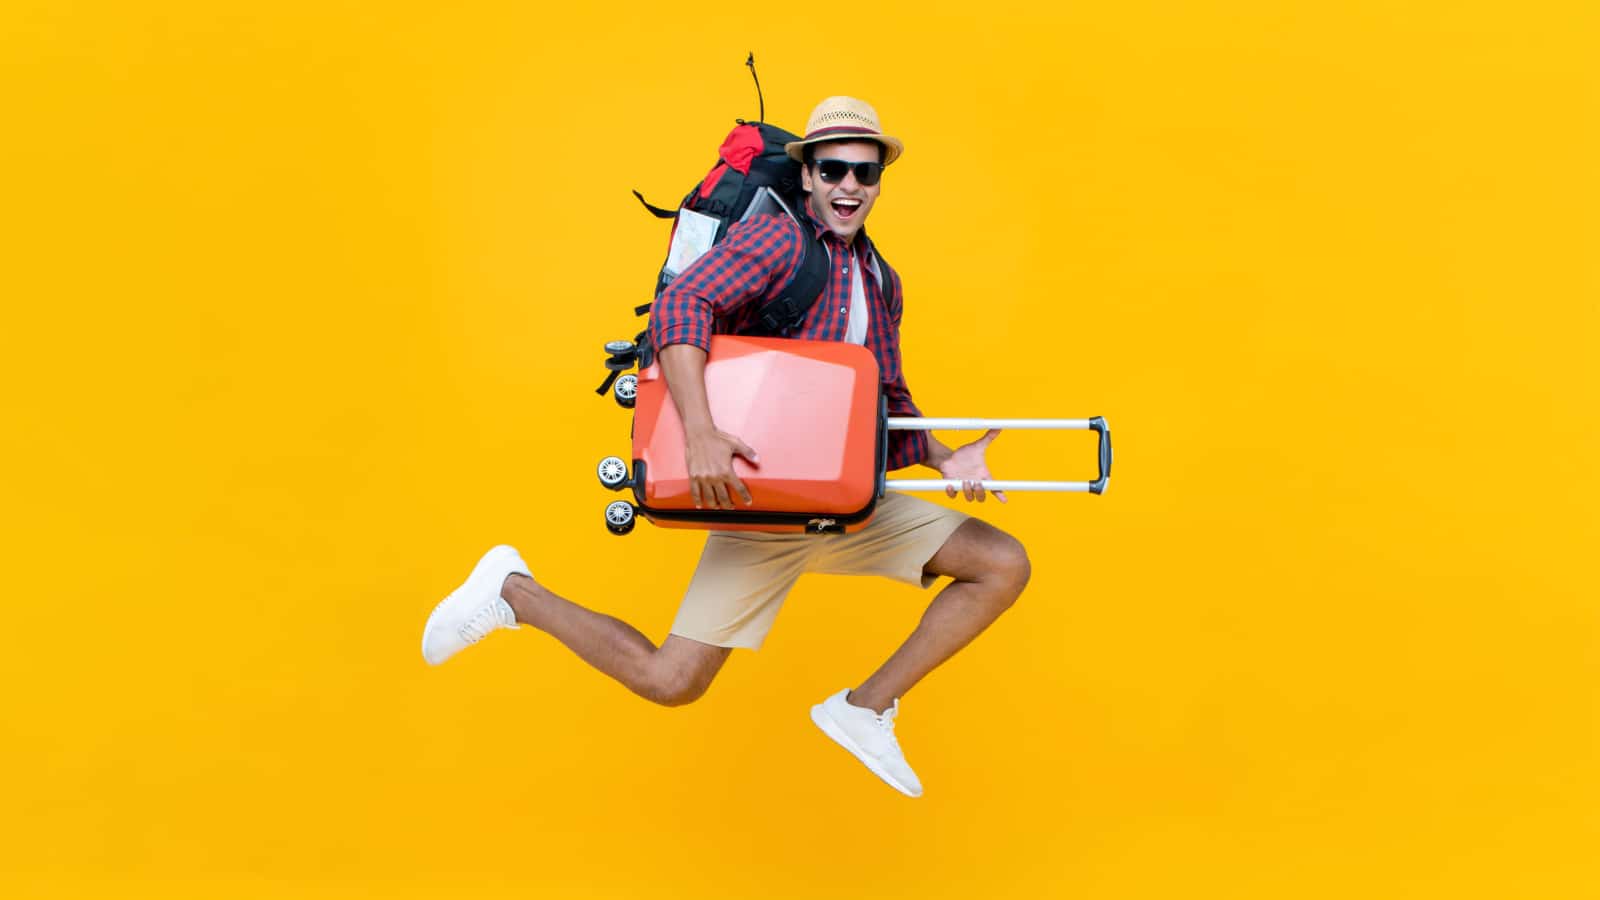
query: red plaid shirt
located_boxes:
[650,209,929,471]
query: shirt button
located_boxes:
[842,266,850,274]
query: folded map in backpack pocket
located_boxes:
[664,207,719,281]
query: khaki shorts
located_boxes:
[668,492,971,650]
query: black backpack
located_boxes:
[596,55,829,399]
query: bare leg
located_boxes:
[501,574,731,707]
[848,519,1031,713]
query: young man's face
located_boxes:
[802,140,884,243]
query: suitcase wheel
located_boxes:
[612,373,637,409]
[604,500,637,535]
[604,339,637,356]
[597,456,631,490]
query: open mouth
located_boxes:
[830,198,862,220]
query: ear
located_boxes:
[800,160,814,193]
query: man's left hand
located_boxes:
[940,428,1006,503]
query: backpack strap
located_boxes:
[751,229,830,336]
[631,190,677,219]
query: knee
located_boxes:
[639,662,714,708]
[989,535,1031,601]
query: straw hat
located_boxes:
[784,96,904,166]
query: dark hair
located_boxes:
[803,139,886,166]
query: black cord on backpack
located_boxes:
[746,52,764,123]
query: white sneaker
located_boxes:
[421,545,529,665]
[810,689,924,797]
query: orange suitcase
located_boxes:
[612,336,886,534]
[593,336,1113,535]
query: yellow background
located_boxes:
[3,2,1596,897]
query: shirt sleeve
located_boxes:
[649,215,803,353]
[879,262,930,471]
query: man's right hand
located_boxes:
[685,427,759,509]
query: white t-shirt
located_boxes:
[845,247,869,346]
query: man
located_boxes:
[422,97,1031,798]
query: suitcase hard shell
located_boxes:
[628,336,886,534]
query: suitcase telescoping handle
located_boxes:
[883,416,1113,495]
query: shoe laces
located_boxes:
[873,701,902,750]
[457,599,514,645]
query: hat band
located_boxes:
[803,124,885,141]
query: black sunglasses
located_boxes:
[812,158,884,187]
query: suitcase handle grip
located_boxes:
[1089,416,1112,495]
